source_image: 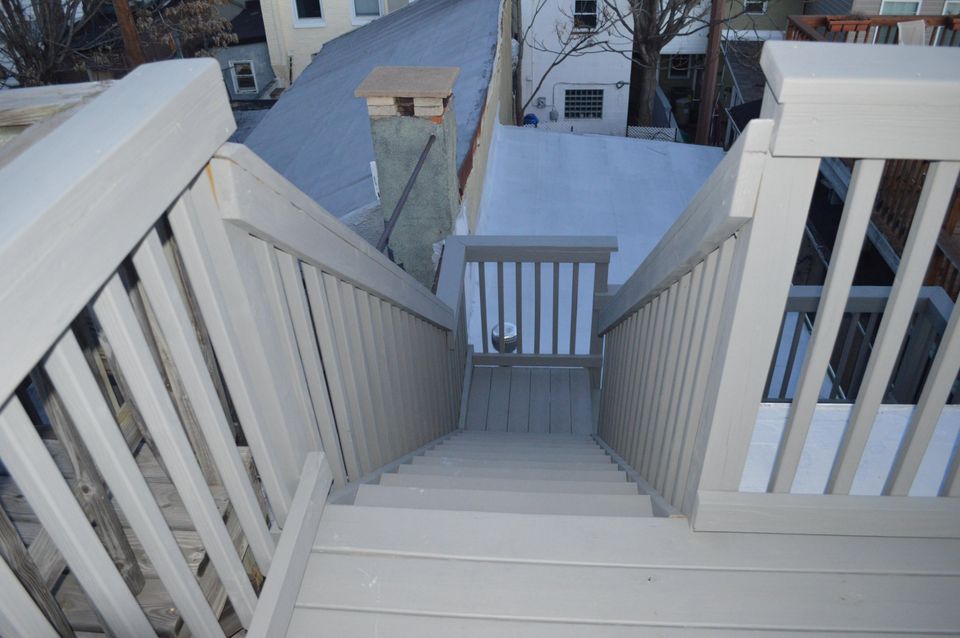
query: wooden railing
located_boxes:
[596,41,960,537]
[786,14,960,46]
[0,60,464,637]
[764,286,954,404]
[437,235,616,387]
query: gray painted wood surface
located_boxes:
[464,366,593,434]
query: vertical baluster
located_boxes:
[569,263,580,354]
[679,237,736,513]
[552,262,561,354]
[828,162,960,495]
[846,312,880,400]
[0,550,59,638]
[497,262,505,354]
[534,262,542,354]
[778,312,806,400]
[884,296,960,495]
[764,313,787,401]
[664,256,711,504]
[0,399,154,637]
[515,262,524,353]
[478,262,489,354]
[940,427,960,496]
[94,276,258,626]
[590,262,610,389]
[133,229,277,568]
[45,333,225,637]
[768,172,884,490]
[830,313,862,400]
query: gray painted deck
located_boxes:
[287,426,960,636]
[465,366,593,434]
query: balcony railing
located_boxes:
[786,14,960,46]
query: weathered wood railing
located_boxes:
[596,41,960,537]
[0,59,464,637]
[764,286,954,404]
[437,236,616,388]
[786,14,960,46]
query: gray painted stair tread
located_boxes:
[396,464,628,482]
[450,432,595,443]
[378,473,640,494]
[313,505,960,575]
[294,553,960,632]
[353,485,652,516]
[287,610,949,638]
[411,457,617,471]
[427,445,607,457]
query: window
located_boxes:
[879,0,921,13]
[573,0,597,30]
[564,89,603,119]
[944,0,960,14]
[667,55,690,79]
[354,0,381,19]
[744,0,767,14]
[230,61,258,95]
[295,0,322,19]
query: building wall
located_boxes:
[215,42,277,100]
[725,0,805,31]
[851,0,954,13]
[463,0,515,231]
[259,0,409,86]
[804,0,853,14]
[519,0,633,136]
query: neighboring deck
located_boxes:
[289,430,960,636]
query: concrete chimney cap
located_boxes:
[355,66,460,99]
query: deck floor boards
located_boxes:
[464,366,593,433]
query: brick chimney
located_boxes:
[356,66,460,288]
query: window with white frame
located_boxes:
[667,55,690,79]
[573,0,598,30]
[354,0,381,18]
[230,61,257,95]
[944,0,960,14]
[880,0,921,13]
[564,89,603,119]
[294,0,322,19]
[744,0,767,14]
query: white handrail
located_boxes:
[0,59,235,403]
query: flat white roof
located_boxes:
[476,124,725,284]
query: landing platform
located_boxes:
[464,366,594,434]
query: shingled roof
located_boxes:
[244,0,501,218]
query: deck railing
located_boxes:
[437,235,617,388]
[0,59,464,637]
[596,41,960,537]
[764,286,954,404]
[786,14,960,46]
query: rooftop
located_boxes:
[244,0,500,218]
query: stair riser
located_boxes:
[354,485,653,517]
[412,457,619,471]
[397,465,628,482]
[379,474,640,495]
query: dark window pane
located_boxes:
[564,88,603,119]
[296,0,322,19]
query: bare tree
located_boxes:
[0,0,109,85]
[0,0,236,88]
[517,0,621,115]
[519,0,756,126]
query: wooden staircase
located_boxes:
[356,431,653,516]
[286,430,662,635]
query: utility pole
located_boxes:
[113,0,146,69]
[695,0,723,145]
